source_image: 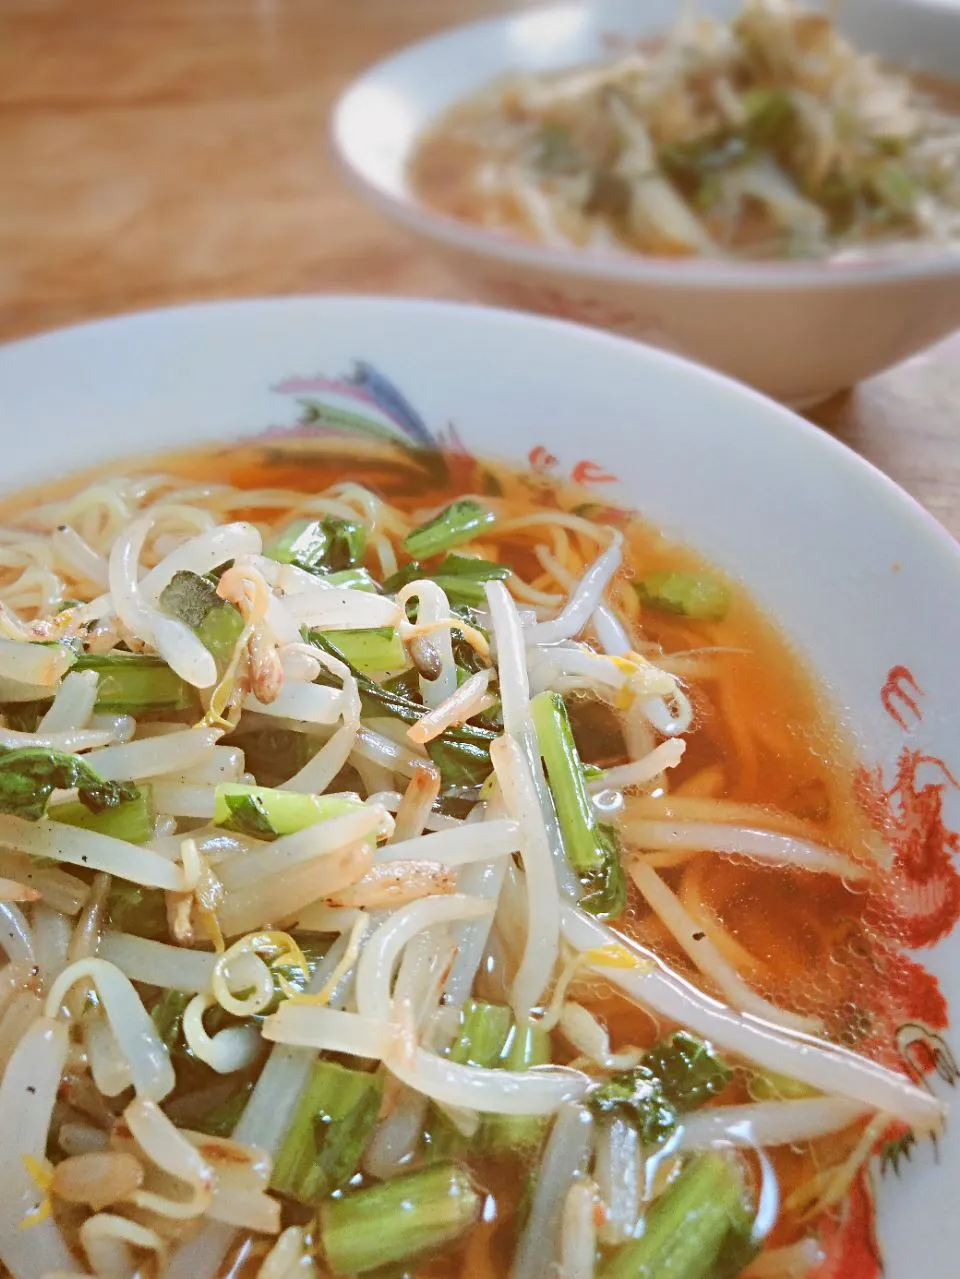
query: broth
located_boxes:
[0,437,945,1279]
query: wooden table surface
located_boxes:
[2,0,959,535]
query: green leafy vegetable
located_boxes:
[741,87,795,147]
[385,555,509,609]
[49,784,155,844]
[325,566,379,592]
[487,1022,552,1153]
[381,667,422,702]
[588,1033,731,1142]
[535,122,582,174]
[159,571,245,667]
[319,1162,481,1275]
[73,651,198,714]
[644,1031,733,1111]
[108,882,168,940]
[267,517,367,575]
[272,1060,383,1206]
[403,500,496,558]
[532,692,627,920]
[448,998,513,1069]
[318,627,406,675]
[868,161,918,217]
[0,746,139,822]
[190,1081,254,1138]
[586,1067,678,1145]
[151,988,193,1051]
[229,729,317,790]
[635,570,730,621]
[381,561,426,595]
[423,733,494,789]
[214,783,362,841]
[659,133,749,181]
[598,1151,756,1279]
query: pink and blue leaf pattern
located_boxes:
[268,361,439,451]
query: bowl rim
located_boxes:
[2,291,957,569]
[330,0,960,293]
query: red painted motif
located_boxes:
[486,277,644,333]
[571,459,618,485]
[881,665,925,731]
[808,664,959,1277]
[857,748,960,948]
[526,445,620,487]
[810,1170,883,1279]
[528,445,558,473]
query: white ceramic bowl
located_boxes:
[2,296,960,1274]
[332,0,960,406]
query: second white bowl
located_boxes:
[332,0,960,405]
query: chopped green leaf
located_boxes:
[214,783,362,841]
[635,570,730,621]
[229,729,317,790]
[73,651,197,714]
[578,825,628,919]
[108,882,168,940]
[218,792,276,840]
[381,561,425,595]
[320,1162,481,1275]
[325,566,379,592]
[381,667,422,702]
[534,122,582,174]
[586,1067,677,1145]
[0,746,139,822]
[159,571,223,630]
[486,1022,552,1153]
[424,733,494,789]
[448,999,513,1069]
[159,571,244,667]
[587,1033,731,1143]
[598,1151,756,1279]
[532,692,626,920]
[319,627,406,675]
[868,161,918,217]
[431,554,511,608]
[272,1060,383,1206]
[742,87,795,147]
[50,784,155,844]
[644,1032,733,1111]
[151,988,193,1051]
[267,517,366,575]
[659,132,749,180]
[403,500,496,558]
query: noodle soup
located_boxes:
[0,437,946,1279]
[410,0,960,263]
